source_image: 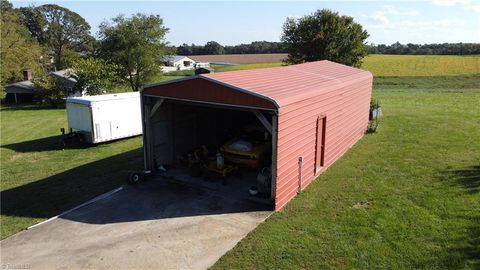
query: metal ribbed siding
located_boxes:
[203,61,367,108]
[143,78,277,110]
[275,76,373,209]
[142,60,373,211]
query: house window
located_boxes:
[315,115,326,174]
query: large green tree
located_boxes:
[281,9,369,67]
[204,41,225,55]
[20,4,94,70]
[0,0,44,91]
[98,13,169,92]
[72,58,119,96]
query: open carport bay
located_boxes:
[0,179,271,269]
[147,99,276,208]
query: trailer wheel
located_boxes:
[127,171,142,184]
[77,133,85,143]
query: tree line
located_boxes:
[176,41,480,56]
[175,41,286,55]
[368,42,480,55]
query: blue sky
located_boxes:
[11,0,480,46]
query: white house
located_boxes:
[162,55,196,72]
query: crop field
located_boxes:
[172,54,480,78]
[190,53,287,64]
[362,54,480,76]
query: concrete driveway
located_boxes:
[1,179,272,269]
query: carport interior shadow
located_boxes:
[61,178,273,225]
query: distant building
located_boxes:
[194,62,210,68]
[50,69,82,97]
[162,55,196,72]
[4,68,83,104]
[4,70,38,104]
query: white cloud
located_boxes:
[367,11,390,25]
[286,15,301,20]
[364,4,419,27]
[364,18,479,44]
[362,2,478,44]
[363,4,420,29]
[431,0,480,13]
[431,0,470,6]
[371,18,466,29]
[432,19,466,26]
[464,4,480,13]
[384,5,419,16]
[407,10,420,16]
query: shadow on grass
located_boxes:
[1,135,89,152]
[442,213,480,269]
[0,104,65,111]
[438,165,480,268]
[1,135,142,153]
[0,148,144,220]
[442,165,480,194]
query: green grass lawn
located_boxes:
[211,78,480,269]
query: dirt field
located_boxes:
[190,53,287,64]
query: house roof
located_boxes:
[50,69,77,83]
[144,60,372,109]
[5,80,36,90]
[163,55,194,63]
[5,80,37,94]
[201,60,372,107]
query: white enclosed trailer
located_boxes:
[66,92,142,143]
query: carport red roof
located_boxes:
[143,60,372,109]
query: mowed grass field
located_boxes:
[1,55,479,268]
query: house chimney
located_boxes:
[23,69,33,81]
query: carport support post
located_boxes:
[271,113,278,201]
[252,110,273,134]
[141,95,155,172]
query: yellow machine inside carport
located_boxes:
[220,138,270,169]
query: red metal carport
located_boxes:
[142,60,373,211]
